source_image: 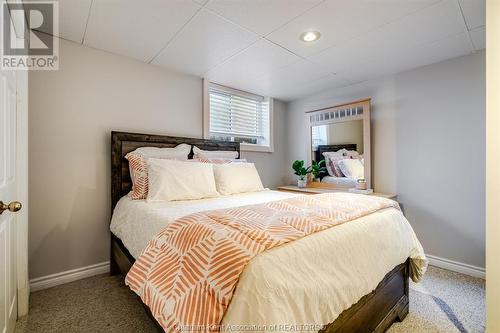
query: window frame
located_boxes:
[203,80,274,153]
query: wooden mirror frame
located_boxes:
[306,98,371,189]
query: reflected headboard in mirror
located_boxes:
[314,144,357,162]
[307,98,371,189]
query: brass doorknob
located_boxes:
[0,201,22,215]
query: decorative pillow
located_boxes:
[193,146,239,159]
[337,158,365,179]
[344,150,360,159]
[195,158,247,164]
[323,152,346,177]
[147,159,219,202]
[126,144,191,200]
[212,163,264,195]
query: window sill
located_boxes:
[240,143,274,153]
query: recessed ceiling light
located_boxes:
[300,31,321,42]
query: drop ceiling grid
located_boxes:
[336,31,473,83]
[264,0,445,58]
[205,0,483,99]
[196,0,444,81]
[171,0,330,79]
[309,0,469,74]
[46,0,485,101]
[195,0,474,98]
[83,0,203,62]
[203,0,326,37]
[150,8,261,76]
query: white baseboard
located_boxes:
[30,261,110,292]
[27,255,484,293]
[426,254,485,279]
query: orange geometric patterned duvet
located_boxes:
[125,193,399,332]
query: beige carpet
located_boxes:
[16,266,484,333]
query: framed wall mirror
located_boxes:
[307,99,371,190]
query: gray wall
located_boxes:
[28,39,288,279]
[286,51,486,268]
[243,105,289,189]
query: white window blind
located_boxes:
[209,86,269,143]
[311,125,327,150]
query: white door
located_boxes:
[0,66,20,333]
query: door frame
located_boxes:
[15,70,29,317]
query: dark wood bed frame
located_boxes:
[110,131,409,333]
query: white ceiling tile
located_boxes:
[256,59,343,100]
[5,1,25,38]
[394,32,472,71]
[33,0,92,43]
[152,9,259,76]
[311,0,465,73]
[267,0,440,57]
[84,0,201,62]
[309,38,371,74]
[207,56,338,101]
[459,0,485,30]
[470,26,485,50]
[205,39,299,87]
[272,74,351,101]
[206,0,323,36]
[261,59,332,89]
[340,32,472,83]
[368,0,466,50]
[49,0,483,101]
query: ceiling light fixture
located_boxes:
[300,31,321,42]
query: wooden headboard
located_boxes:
[111,131,240,210]
[314,144,357,162]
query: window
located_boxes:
[311,125,328,151]
[204,82,273,152]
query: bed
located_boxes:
[110,131,426,333]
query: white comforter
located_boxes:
[111,190,427,330]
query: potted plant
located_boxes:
[292,160,311,188]
[311,160,326,182]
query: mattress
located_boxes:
[110,190,299,259]
[321,175,358,186]
[111,190,427,330]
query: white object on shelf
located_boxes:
[348,188,374,195]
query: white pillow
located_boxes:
[337,159,365,179]
[125,144,192,200]
[213,163,264,195]
[193,146,239,159]
[147,159,219,201]
[323,151,346,177]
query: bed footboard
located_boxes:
[321,259,410,333]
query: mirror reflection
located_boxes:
[311,120,365,188]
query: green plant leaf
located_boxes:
[292,160,308,176]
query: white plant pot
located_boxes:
[297,178,307,188]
